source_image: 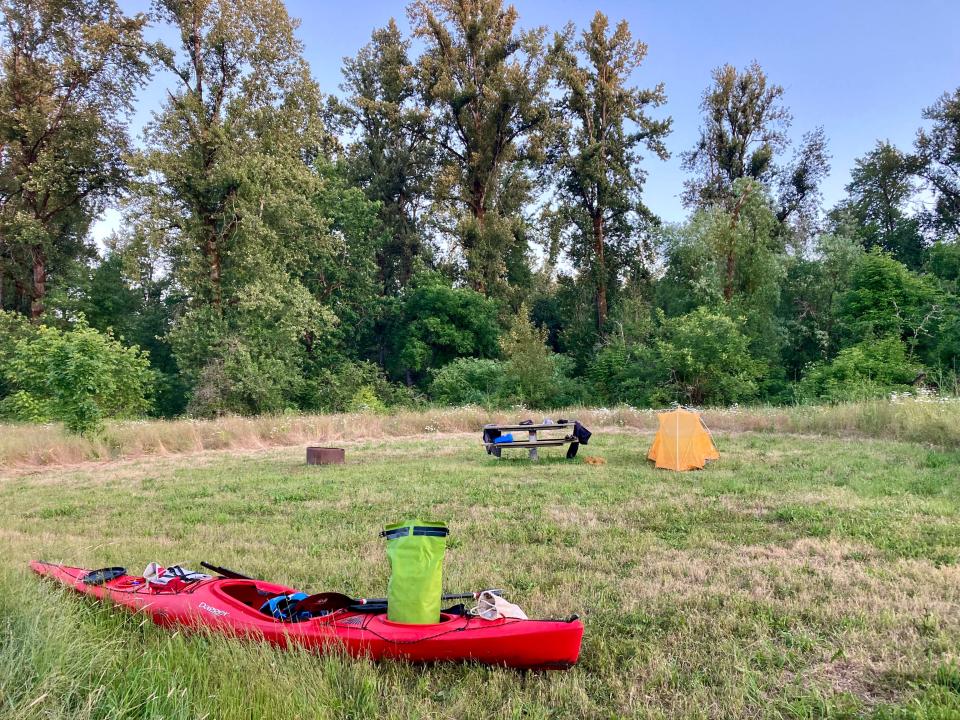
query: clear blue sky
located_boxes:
[100,0,960,238]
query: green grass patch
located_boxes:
[1,431,959,718]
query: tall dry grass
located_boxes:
[1,399,957,470]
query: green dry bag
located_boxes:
[381,520,448,624]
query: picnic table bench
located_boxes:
[482,422,584,461]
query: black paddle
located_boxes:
[200,561,251,580]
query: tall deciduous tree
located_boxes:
[682,61,828,235]
[682,62,790,211]
[142,0,367,415]
[915,88,960,238]
[776,127,830,238]
[335,20,436,295]
[838,140,925,268]
[81,223,188,417]
[656,179,786,372]
[145,0,328,309]
[409,0,550,294]
[778,232,864,377]
[0,0,150,318]
[549,12,670,328]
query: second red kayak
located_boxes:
[30,561,583,669]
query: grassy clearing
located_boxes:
[1,429,959,719]
[1,398,958,469]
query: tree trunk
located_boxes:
[14,278,27,315]
[593,213,607,328]
[394,190,410,292]
[723,184,752,303]
[30,245,45,320]
[471,178,486,227]
[468,179,487,294]
[204,228,222,309]
[723,249,735,303]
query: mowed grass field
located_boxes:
[2,425,959,719]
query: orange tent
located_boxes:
[647,408,719,471]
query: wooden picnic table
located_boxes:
[482,422,578,461]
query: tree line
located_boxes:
[1,0,958,431]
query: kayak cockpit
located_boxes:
[210,579,300,617]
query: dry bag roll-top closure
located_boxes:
[380,521,449,624]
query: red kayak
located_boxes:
[31,561,583,669]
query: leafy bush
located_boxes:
[429,358,507,406]
[798,335,920,403]
[0,311,36,402]
[169,279,337,417]
[81,251,189,418]
[0,319,154,434]
[302,361,416,413]
[495,307,588,408]
[384,273,501,383]
[427,308,589,410]
[588,342,628,400]
[588,340,666,407]
[838,251,946,360]
[656,308,765,406]
[587,309,764,407]
[544,354,590,407]
[500,305,559,408]
[346,385,387,413]
[927,241,960,291]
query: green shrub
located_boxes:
[928,240,960,291]
[169,280,337,417]
[0,311,36,402]
[385,273,501,383]
[588,309,765,408]
[429,358,507,406]
[500,304,557,408]
[0,318,154,434]
[656,308,765,406]
[798,335,920,403]
[303,361,416,413]
[346,385,387,413]
[545,354,589,407]
[588,340,666,407]
[838,251,946,360]
[427,309,588,410]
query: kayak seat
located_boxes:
[218,581,282,610]
[260,592,311,621]
[216,581,311,621]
